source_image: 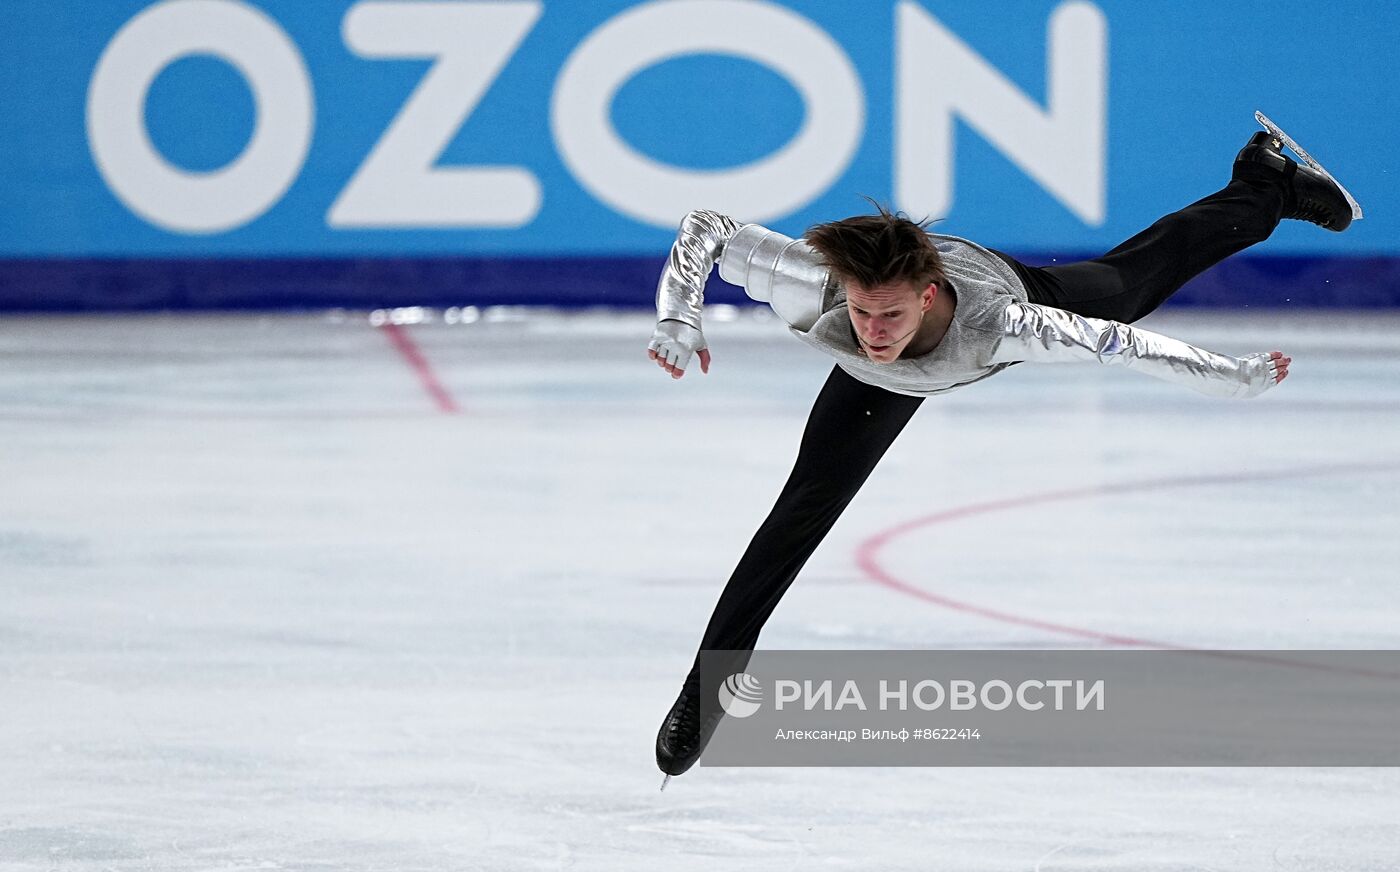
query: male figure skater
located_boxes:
[647,114,1360,778]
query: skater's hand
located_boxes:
[647,319,711,379]
[1238,350,1291,397]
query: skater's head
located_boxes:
[805,204,946,364]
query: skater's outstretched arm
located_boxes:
[647,210,737,378]
[989,302,1290,398]
[647,211,834,379]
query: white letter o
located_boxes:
[86,0,314,235]
[552,0,864,227]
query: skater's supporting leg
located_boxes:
[697,365,924,656]
[657,365,922,776]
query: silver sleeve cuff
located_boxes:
[654,210,741,329]
[717,224,833,332]
[989,302,1278,398]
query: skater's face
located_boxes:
[847,281,935,363]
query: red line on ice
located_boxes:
[855,460,1400,652]
[379,322,460,415]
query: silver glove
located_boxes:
[647,319,707,375]
[990,302,1284,398]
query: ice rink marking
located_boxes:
[377,321,460,414]
[856,459,1400,652]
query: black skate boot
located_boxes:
[1233,130,1354,232]
[655,670,722,779]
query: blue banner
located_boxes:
[2,0,1395,308]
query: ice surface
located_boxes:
[2,309,1399,871]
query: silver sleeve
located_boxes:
[654,210,741,329]
[989,302,1279,398]
[717,224,833,332]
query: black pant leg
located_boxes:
[692,365,923,664]
[994,174,1286,324]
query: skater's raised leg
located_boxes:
[993,123,1357,324]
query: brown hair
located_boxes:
[803,203,946,293]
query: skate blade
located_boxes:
[1255,110,1364,221]
[659,774,671,791]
